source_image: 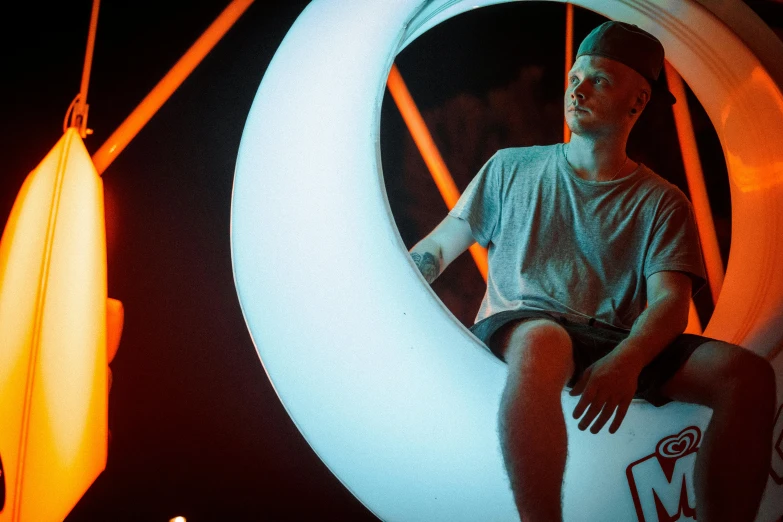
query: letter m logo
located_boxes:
[626,427,701,522]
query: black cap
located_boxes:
[576,21,676,105]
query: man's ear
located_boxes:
[636,82,651,111]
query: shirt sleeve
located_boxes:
[643,195,707,297]
[448,153,502,248]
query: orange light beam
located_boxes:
[79,0,100,106]
[71,0,100,137]
[91,0,255,175]
[564,3,574,143]
[686,300,702,334]
[387,63,489,282]
[665,61,725,305]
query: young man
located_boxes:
[409,21,776,522]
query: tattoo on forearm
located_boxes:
[411,252,440,284]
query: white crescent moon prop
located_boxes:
[231,1,783,520]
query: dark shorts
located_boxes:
[470,309,718,407]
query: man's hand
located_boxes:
[568,272,692,434]
[569,346,644,435]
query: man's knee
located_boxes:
[701,341,776,409]
[728,346,777,406]
[498,319,575,387]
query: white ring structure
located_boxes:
[231,1,783,520]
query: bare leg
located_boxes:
[660,341,777,522]
[493,319,575,521]
[693,391,775,522]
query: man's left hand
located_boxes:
[569,346,644,435]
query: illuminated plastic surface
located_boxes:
[231,1,783,520]
[0,128,108,521]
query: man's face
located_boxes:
[564,55,650,138]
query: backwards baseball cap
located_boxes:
[576,21,676,105]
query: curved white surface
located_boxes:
[231,1,783,520]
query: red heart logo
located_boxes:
[657,427,701,459]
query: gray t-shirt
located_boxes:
[449,143,707,330]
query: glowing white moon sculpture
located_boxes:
[231,1,783,520]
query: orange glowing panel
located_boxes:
[106,298,124,364]
[387,63,489,281]
[0,128,109,522]
[685,299,702,335]
[665,61,724,305]
[564,3,573,143]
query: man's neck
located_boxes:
[565,134,632,182]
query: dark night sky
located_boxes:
[1,1,782,521]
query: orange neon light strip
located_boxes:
[71,0,100,138]
[92,0,255,175]
[686,300,702,334]
[664,62,725,304]
[78,0,100,107]
[564,3,574,143]
[387,63,489,282]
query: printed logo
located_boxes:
[626,426,701,522]
[771,403,783,484]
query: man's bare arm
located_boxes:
[570,270,693,434]
[409,215,475,284]
[611,270,692,369]
[410,243,442,284]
